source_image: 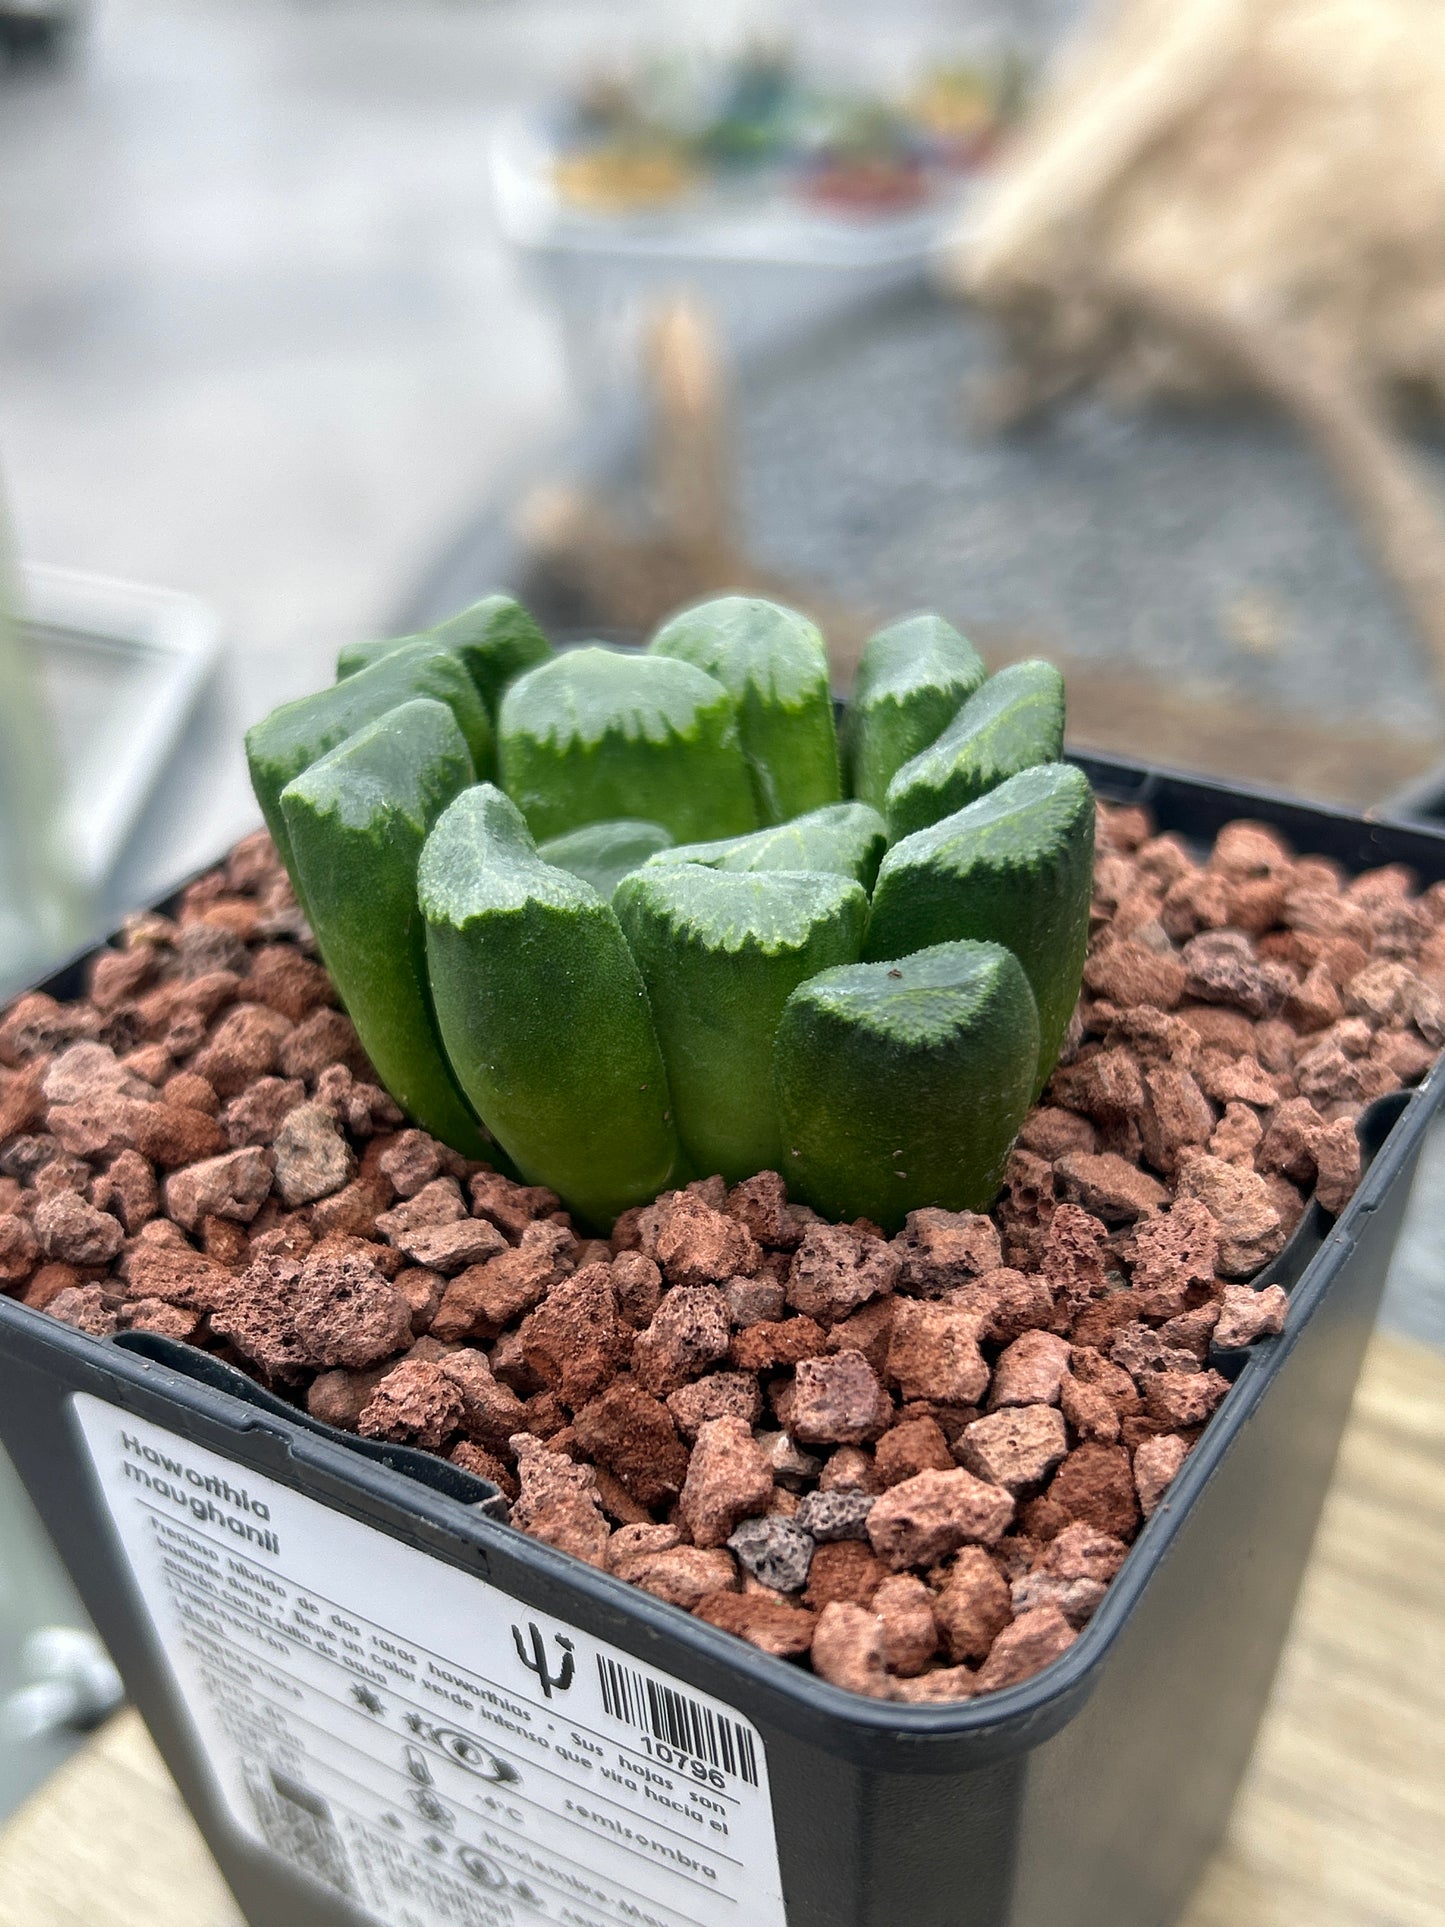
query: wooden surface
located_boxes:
[1,1332,1441,1927]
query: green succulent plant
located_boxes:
[248,595,1092,1230]
[336,595,552,720]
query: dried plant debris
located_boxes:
[3,802,1442,1701]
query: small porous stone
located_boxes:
[958,1406,1069,1492]
[357,1357,465,1449]
[633,1285,731,1396]
[759,1430,823,1489]
[867,1469,1015,1569]
[432,1222,575,1338]
[892,1207,1003,1295]
[726,1273,786,1327]
[508,1434,609,1567]
[729,1315,827,1372]
[1142,1369,1230,1429]
[1213,1283,1289,1350]
[874,1573,939,1676]
[804,1541,887,1610]
[1134,1433,1191,1517]
[666,1370,763,1442]
[933,1546,1013,1663]
[1039,1444,1141,1541]
[1175,1154,1285,1277]
[810,1602,891,1699]
[989,1331,1072,1410]
[973,1606,1078,1692]
[679,1416,774,1548]
[273,1102,360,1202]
[786,1222,900,1320]
[376,1129,444,1199]
[164,1148,273,1231]
[873,1415,955,1487]
[1055,1153,1167,1223]
[794,1489,875,1542]
[519,1266,629,1407]
[289,1248,413,1370]
[572,1381,689,1509]
[646,1191,761,1288]
[0,1212,38,1284]
[611,1250,664,1327]
[1010,1569,1107,1627]
[34,1192,124,1266]
[696,1592,816,1658]
[885,1301,989,1406]
[727,1514,816,1593]
[393,1216,509,1276]
[627,1548,739,1611]
[437,1351,528,1453]
[724,1170,790,1245]
[790,1350,892,1445]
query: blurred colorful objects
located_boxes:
[547,43,1027,221]
[908,55,1029,170]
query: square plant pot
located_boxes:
[0,749,1440,1927]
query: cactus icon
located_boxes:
[512,1622,575,1699]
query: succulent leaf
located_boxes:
[774,940,1040,1230]
[615,865,867,1184]
[866,762,1094,1090]
[335,633,425,680]
[649,595,841,824]
[885,659,1065,839]
[648,800,889,890]
[337,595,552,718]
[842,612,987,809]
[538,819,674,899]
[247,639,494,877]
[418,783,679,1226]
[279,700,492,1159]
[498,646,757,844]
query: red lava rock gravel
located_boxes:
[1,805,1442,1702]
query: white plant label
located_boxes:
[73,1396,787,1927]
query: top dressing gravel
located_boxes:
[4,803,1445,1709]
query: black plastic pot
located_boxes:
[1,750,1441,1927]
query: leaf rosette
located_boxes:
[248,595,1092,1229]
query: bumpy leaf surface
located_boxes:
[885,659,1065,839]
[649,595,841,824]
[866,762,1094,1089]
[338,595,551,718]
[775,940,1040,1229]
[842,612,986,809]
[280,699,491,1157]
[498,646,757,844]
[419,783,678,1226]
[650,801,888,891]
[539,819,674,900]
[616,864,867,1182]
[247,639,493,877]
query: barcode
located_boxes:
[244,1763,358,1898]
[596,1656,759,1787]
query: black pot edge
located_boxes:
[4,746,1443,1775]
